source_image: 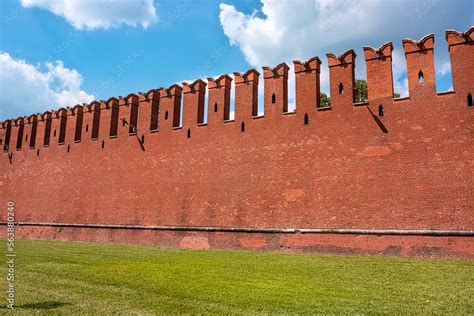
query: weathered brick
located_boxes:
[0,28,473,258]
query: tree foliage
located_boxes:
[320,93,330,108]
[355,79,368,102]
[318,80,400,107]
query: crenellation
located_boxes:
[402,34,436,97]
[98,101,111,143]
[89,101,101,140]
[159,84,183,132]
[207,74,232,89]
[363,42,394,101]
[73,105,84,143]
[2,120,11,152]
[142,90,160,132]
[34,114,45,148]
[135,90,156,137]
[208,74,232,125]
[326,49,356,67]
[233,69,259,85]
[0,28,472,163]
[327,49,356,111]
[107,98,120,138]
[363,42,392,61]
[26,114,38,149]
[41,111,53,147]
[57,108,68,145]
[0,122,5,152]
[125,94,139,136]
[262,63,290,116]
[446,26,474,107]
[79,104,93,142]
[402,33,434,53]
[293,57,321,123]
[182,79,207,129]
[63,107,77,147]
[234,69,260,121]
[135,94,149,141]
[446,27,474,47]
[293,56,321,73]
[10,117,24,151]
[9,119,18,152]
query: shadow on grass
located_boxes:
[1,301,69,310]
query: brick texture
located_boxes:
[1,28,473,258]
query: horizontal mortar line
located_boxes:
[0,222,473,237]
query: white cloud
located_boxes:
[219,1,372,68]
[219,0,470,96]
[21,0,157,30]
[436,60,451,77]
[391,49,409,97]
[0,52,94,120]
[218,0,390,96]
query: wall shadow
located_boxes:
[366,106,389,133]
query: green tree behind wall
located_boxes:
[319,79,400,107]
[320,93,330,108]
[355,79,368,102]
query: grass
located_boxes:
[0,239,472,314]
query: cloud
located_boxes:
[391,49,409,97]
[0,52,94,120]
[219,0,372,67]
[436,60,451,77]
[219,0,471,96]
[20,0,157,30]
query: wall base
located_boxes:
[6,224,473,259]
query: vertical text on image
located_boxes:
[6,201,15,309]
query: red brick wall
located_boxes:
[263,63,289,114]
[294,57,321,121]
[363,42,394,101]
[447,28,474,107]
[13,226,474,258]
[326,49,356,112]
[1,28,473,258]
[207,75,232,124]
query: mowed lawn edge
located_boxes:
[0,238,472,314]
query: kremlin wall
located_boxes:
[1,27,473,258]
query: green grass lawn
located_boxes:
[0,239,472,314]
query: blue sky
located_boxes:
[0,0,473,120]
